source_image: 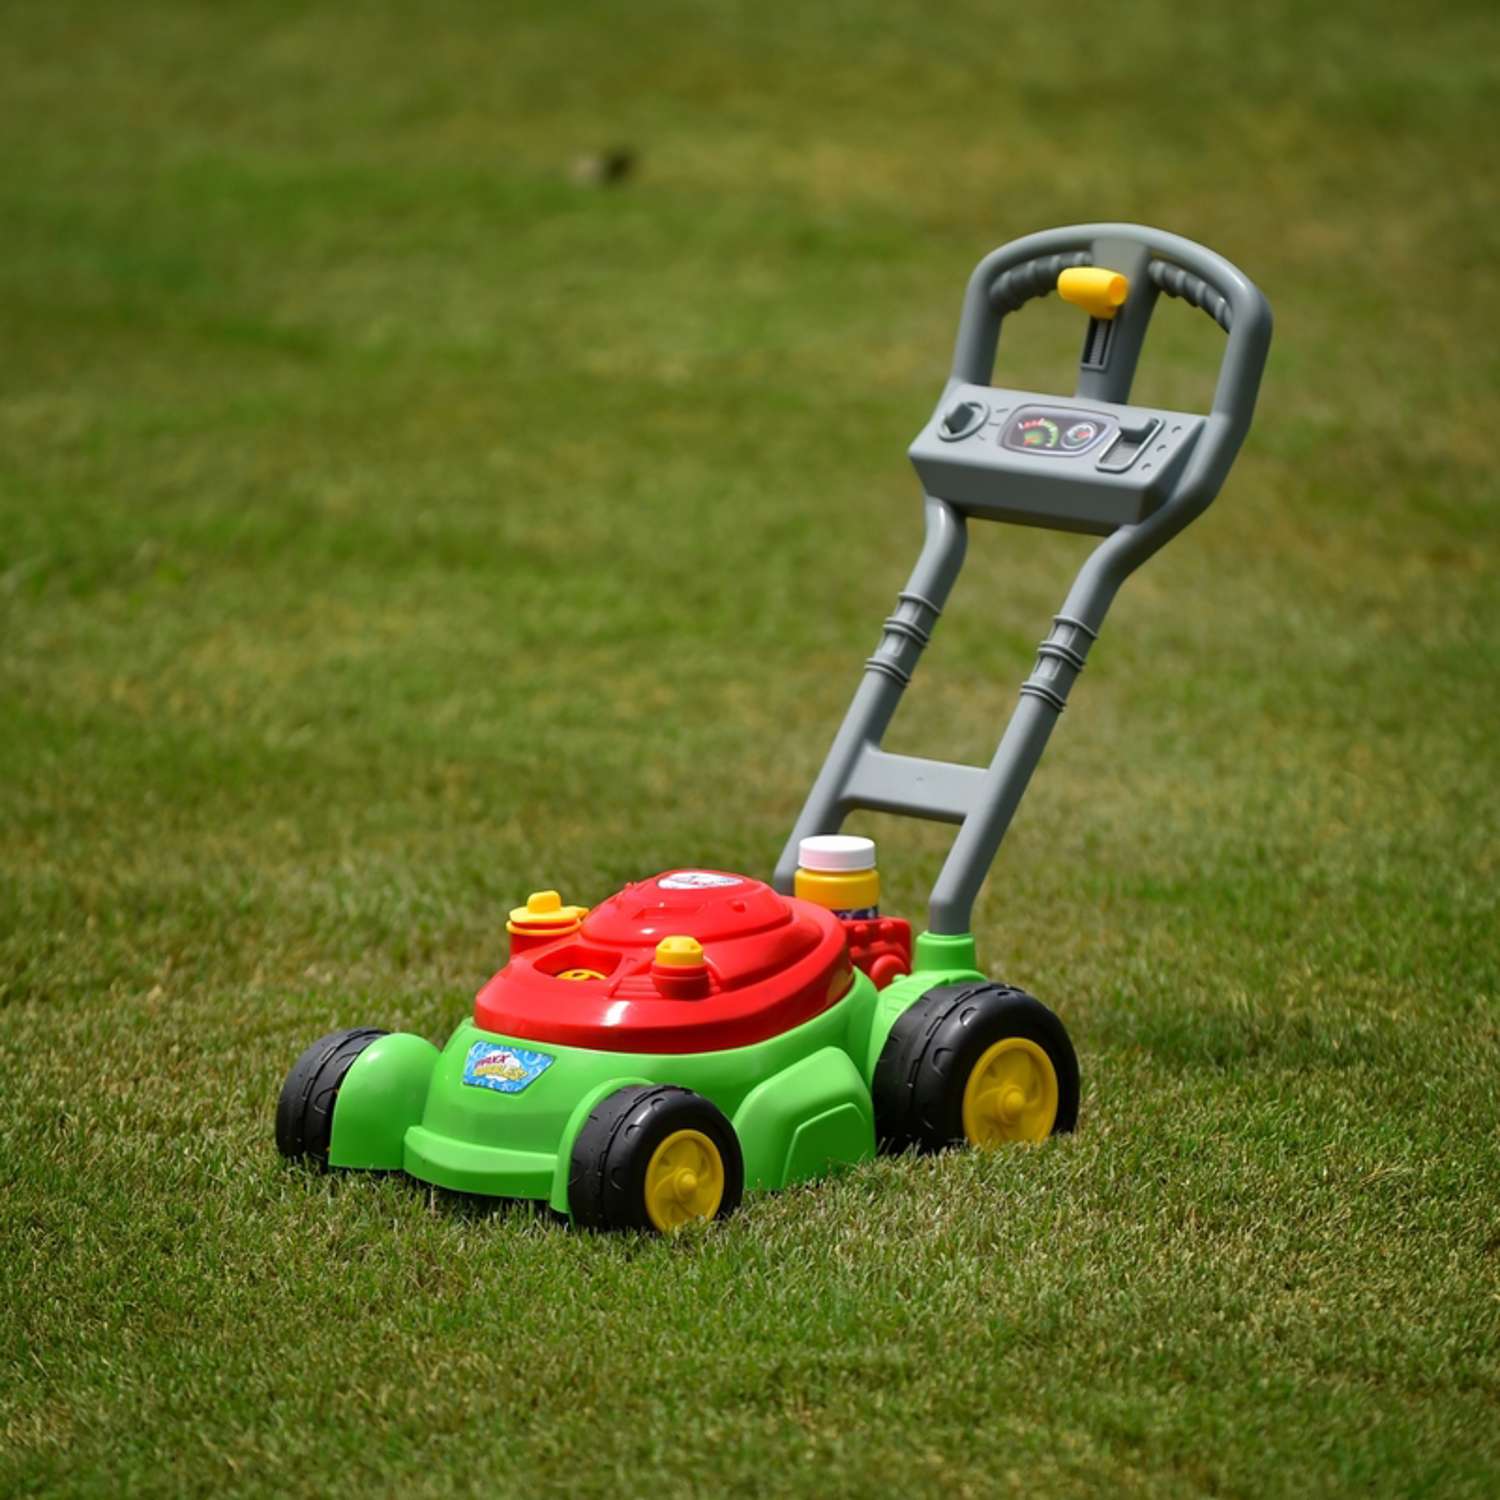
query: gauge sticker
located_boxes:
[1002,407,1114,457]
[462,1041,555,1094]
[1015,415,1060,449]
[659,872,743,889]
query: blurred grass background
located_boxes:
[1,2,1497,1495]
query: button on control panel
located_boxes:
[937,399,989,442]
[1096,418,1162,473]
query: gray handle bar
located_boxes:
[775,224,1271,934]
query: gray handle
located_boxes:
[777,225,1271,935]
[951,223,1271,448]
[945,221,1273,627]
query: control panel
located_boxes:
[910,384,1206,535]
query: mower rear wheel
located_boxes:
[873,983,1078,1153]
[275,1027,387,1163]
[568,1085,744,1233]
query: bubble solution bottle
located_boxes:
[793,834,880,920]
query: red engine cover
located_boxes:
[474,870,854,1054]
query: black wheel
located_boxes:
[275,1027,386,1162]
[872,983,1079,1153]
[568,1085,744,1233]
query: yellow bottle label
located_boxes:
[795,866,880,914]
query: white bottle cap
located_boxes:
[797,834,877,872]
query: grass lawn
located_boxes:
[2,2,1498,1494]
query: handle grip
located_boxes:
[988,250,1091,317]
[1148,258,1232,331]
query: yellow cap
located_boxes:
[1058,266,1129,320]
[654,935,705,968]
[507,889,588,933]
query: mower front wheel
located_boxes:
[275,1027,387,1163]
[568,1085,744,1234]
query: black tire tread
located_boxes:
[872,983,1079,1153]
[275,1027,387,1161]
[568,1084,744,1232]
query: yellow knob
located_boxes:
[1058,266,1130,320]
[507,889,588,934]
[654,935,705,968]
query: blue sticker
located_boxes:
[462,1041,555,1094]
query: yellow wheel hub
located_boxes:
[644,1128,725,1232]
[961,1037,1059,1146]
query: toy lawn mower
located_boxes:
[276,223,1271,1232]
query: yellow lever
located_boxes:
[1058,266,1129,320]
